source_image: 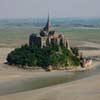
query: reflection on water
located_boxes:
[0,65,100,96]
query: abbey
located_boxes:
[29,15,70,50]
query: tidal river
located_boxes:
[0,64,100,96]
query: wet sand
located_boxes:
[0,73,100,100]
[0,61,99,100]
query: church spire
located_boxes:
[43,13,51,32]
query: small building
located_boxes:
[29,34,41,47]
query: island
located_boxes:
[6,15,92,71]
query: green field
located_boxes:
[0,27,100,47]
[58,28,100,42]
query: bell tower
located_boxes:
[43,13,51,33]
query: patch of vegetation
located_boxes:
[7,44,80,70]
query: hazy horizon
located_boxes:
[0,0,100,19]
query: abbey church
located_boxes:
[29,15,70,50]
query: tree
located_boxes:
[7,44,80,69]
[7,44,38,68]
[71,47,79,57]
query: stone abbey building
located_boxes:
[29,15,70,50]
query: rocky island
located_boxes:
[6,16,82,71]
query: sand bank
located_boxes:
[0,72,100,100]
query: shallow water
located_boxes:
[0,65,100,96]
